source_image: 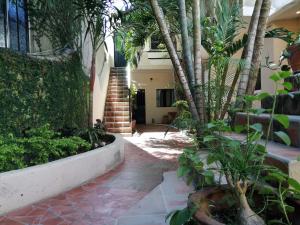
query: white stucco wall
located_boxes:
[0,134,124,215]
[131,69,177,124]
[81,34,115,123]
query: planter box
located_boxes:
[0,134,124,215]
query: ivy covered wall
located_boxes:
[0,48,88,135]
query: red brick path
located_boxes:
[0,127,187,225]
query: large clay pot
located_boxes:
[287,44,300,74]
[188,186,300,225]
[188,186,231,225]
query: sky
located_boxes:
[243,0,294,16]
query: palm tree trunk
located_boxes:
[149,0,200,121]
[215,62,229,120]
[235,0,263,106]
[88,52,96,127]
[205,0,216,18]
[246,0,271,95]
[220,62,242,119]
[193,0,206,124]
[178,0,195,88]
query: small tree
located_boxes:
[74,0,117,127]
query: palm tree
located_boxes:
[74,0,115,127]
[235,0,263,105]
[246,0,272,95]
[178,0,194,88]
[148,0,201,122]
[193,0,206,124]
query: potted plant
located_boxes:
[281,34,300,74]
[168,72,300,225]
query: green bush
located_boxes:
[0,136,25,172]
[0,48,88,136]
[0,125,91,172]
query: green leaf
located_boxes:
[266,172,286,182]
[250,123,263,132]
[207,123,216,129]
[203,170,215,185]
[256,92,270,100]
[274,131,291,146]
[274,114,289,129]
[206,154,218,165]
[177,166,190,177]
[203,135,217,143]
[277,89,289,95]
[244,95,257,102]
[298,155,300,161]
[270,73,281,82]
[285,205,295,213]
[288,178,300,190]
[282,82,293,91]
[253,108,267,115]
[234,125,245,133]
[278,71,292,79]
[168,208,193,225]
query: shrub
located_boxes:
[0,48,88,136]
[0,125,91,172]
[0,136,25,172]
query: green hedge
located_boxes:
[0,48,88,135]
[0,124,91,172]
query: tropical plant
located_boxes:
[236,0,271,102]
[0,124,91,172]
[74,0,120,127]
[170,71,300,225]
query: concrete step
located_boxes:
[106,94,129,99]
[108,87,129,92]
[108,82,128,86]
[262,91,300,115]
[104,111,130,117]
[105,106,130,111]
[107,127,132,133]
[105,122,131,128]
[106,101,129,107]
[228,132,300,183]
[106,97,129,103]
[104,116,130,123]
[235,112,300,148]
[116,171,193,225]
[107,90,129,95]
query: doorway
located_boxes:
[114,32,127,67]
[133,89,146,124]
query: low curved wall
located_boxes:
[0,134,124,215]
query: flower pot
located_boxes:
[188,186,230,225]
[287,44,300,74]
[188,185,300,225]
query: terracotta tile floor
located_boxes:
[0,125,191,225]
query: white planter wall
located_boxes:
[0,134,124,215]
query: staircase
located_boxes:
[104,67,132,135]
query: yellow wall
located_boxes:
[131,69,177,124]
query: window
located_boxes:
[0,0,28,52]
[156,89,175,107]
[150,35,166,50]
[0,1,7,47]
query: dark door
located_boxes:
[134,89,146,124]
